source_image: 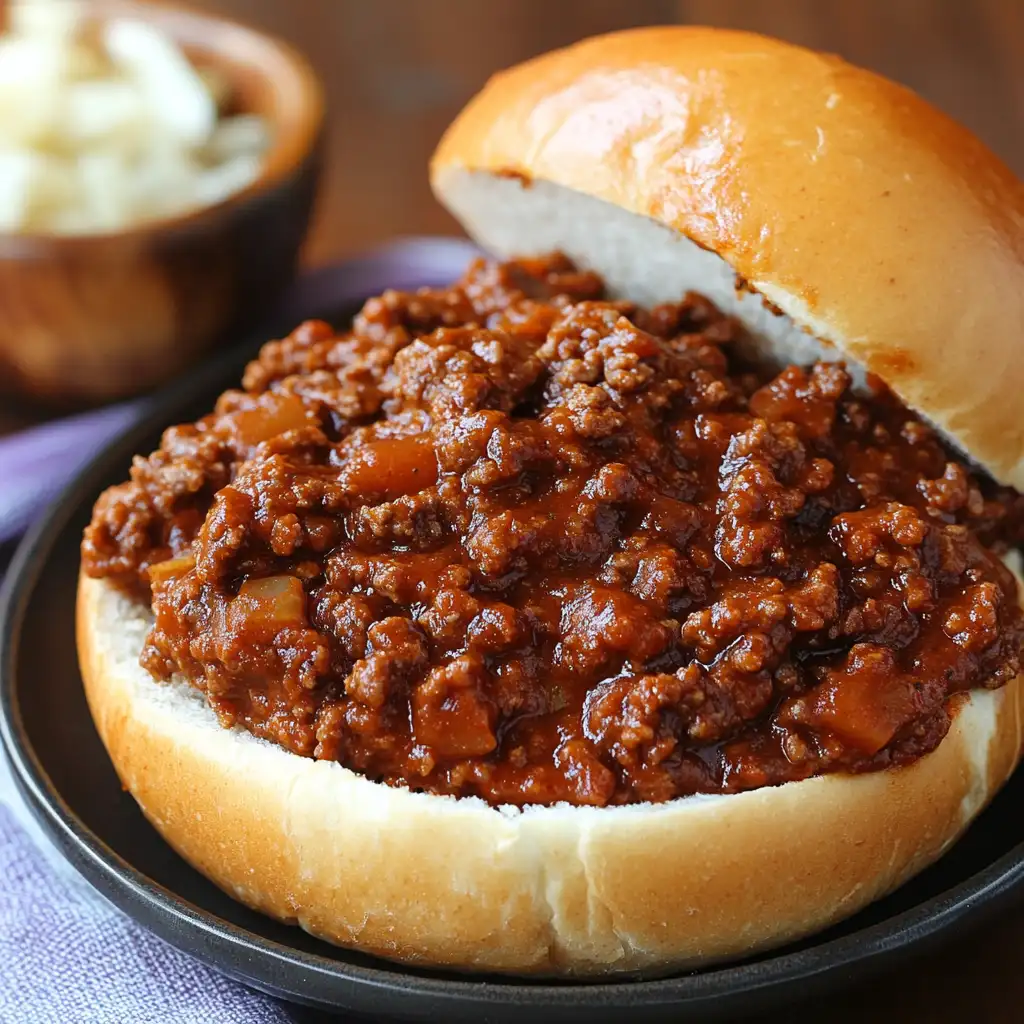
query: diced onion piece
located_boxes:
[412,687,498,757]
[147,554,195,584]
[805,672,916,755]
[344,437,439,499]
[231,576,307,633]
[228,393,309,449]
[103,18,216,146]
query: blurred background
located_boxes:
[193,0,1024,264]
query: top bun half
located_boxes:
[431,26,1024,488]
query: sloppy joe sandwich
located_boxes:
[78,26,1024,976]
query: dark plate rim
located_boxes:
[3,315,1024,1016]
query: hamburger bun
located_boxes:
[431,25,1024,489]
[79,26,1024,976]
[78,571,1024,975]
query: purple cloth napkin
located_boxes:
[0,235,480,545]
[0,804,294,1024]
[0,236,479,1022]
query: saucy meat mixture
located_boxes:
[83,255,1024,807]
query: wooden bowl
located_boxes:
[0,0,324,403]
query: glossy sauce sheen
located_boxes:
[82,256,1024,806]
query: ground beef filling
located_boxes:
[82,255,1024,807]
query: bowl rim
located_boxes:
[0,0,325,250]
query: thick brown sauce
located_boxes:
[82,255,1024,806]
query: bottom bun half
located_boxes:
[77,572,1024,977]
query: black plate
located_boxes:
[4,308,1024,1024]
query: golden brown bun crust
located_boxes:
[78,573,1024,976]
[431,26,1024,488]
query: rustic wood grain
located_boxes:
[192,3,1021,1022]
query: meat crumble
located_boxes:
[82,255,1024,806]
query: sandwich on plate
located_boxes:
[78,27,1024,976]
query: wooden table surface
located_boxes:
[103,1,1024,1020]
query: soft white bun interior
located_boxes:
[440,172,872,388]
